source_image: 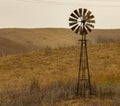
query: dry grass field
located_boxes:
[0,28,120,106]
[0,28,120,56]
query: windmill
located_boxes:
[69,8,95,96]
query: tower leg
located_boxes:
[76,39,83,96]
[76,35,91,96]
[85,40,92,95]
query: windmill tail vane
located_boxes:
[69,8,95,96]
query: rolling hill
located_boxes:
[0,28,120,56]
[0,43,119,106]
[0,28,120,105]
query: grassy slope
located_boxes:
[0,42,119,105]
[0,28,120,56]
[0,28,120,105]
[0,43,119,88]
[0,37,29,56]
[0,28,78,49]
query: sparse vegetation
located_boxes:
[0,41,119,105]
[0,28,120,105]
[0,28,120,56]
[0,79,76,106]
[0,78,120,106]
[93,34,120,43]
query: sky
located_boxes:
[0,0,120,29]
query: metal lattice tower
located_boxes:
[69,8,95,96]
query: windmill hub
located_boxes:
[81,20,86,24]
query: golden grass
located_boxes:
[58,98,114,106]
[0,28,78,48]
[0,28,120,56]
[0,42,119,105]
[0,28,120,105]
[0,43,119,88]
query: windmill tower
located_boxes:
[69,8,95,96]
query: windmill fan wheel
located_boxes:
[69,8,95,35]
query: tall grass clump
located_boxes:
[93,34,120,43]
[0,79,120,106]
[0,79,76,106]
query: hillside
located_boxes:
[0,43,119,105]
[0,28,120,56]
[0,28,120,105]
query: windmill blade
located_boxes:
[87,20,95,23]
[83,26,88,35]
[86,25,92,32]
[75,26,80,34]
[86,11,92,16]
[69,17,77,22]
[79,8,82,17]
[70,13,78,19]
[86,11,92,19]
[71,24,78,31]
[69,22,77,26]
[87,15,95,20]
[86,24,94,28]
[74,9,79,17]
[83,8,87,17]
